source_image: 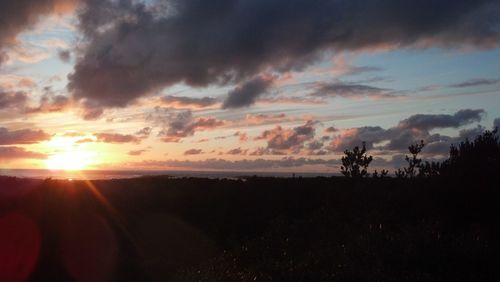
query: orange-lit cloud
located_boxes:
[0,146,47,160]
[94,133,142,144]
[184,149,203,155]
[254,120,317,154]
[0,127,51,145]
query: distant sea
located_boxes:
[0,169,336,180]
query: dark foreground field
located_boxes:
[1,175,500,281]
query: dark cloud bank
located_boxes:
[66,0,500,114]
[0,0,76,64]
[223,76,275,109]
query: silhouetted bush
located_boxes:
[372,169,389,178]
[341,142,373,178]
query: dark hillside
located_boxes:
[1,175,500,281]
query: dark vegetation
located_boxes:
[340,142,373,178]
[343,128,500,179]
[0,130,499,281]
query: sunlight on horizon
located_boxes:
[45,151,95,171]
[44,136,98,171]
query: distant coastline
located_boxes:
[0,169,337,180]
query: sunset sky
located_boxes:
[1,0,499,172]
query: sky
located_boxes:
[0,0,499,173]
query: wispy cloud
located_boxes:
[451,78,500,88]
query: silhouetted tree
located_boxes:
[440,128,500,177]
[395,140,425,178]
[341,142,373,178]
[406,140,425,178]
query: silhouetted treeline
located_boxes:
[439,129,500,178]
[342,128,500,179]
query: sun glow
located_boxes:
[44,135,97,171]
[45,151,95,170]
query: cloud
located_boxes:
[234,131,248,142]
[40,38,70,49]
[328,126,387,152]
[314,55,383,76]
[193,138,210,143]
[307,140,324,151]
[383,129,450,152]
[421,141,451,155]
[184,148,203,155]
[397,109,484,130]
[226,147,248,155]
[135,127,152,138]
[0,0,78,65]
[327,109,485,153]
[62,131,85,137]
[155,110,226,142]
[214,135,229,140]
[17,78,37,88]
[81,103,104,120]
[0,146,47,159]
[25,92,71,114]
[256,120,317,154]
[94,133,141,144]
[0,127,51,145]
[132,157,340,171]
[0,91,28,110]
[128,149,148,156]
[161,95,218,109]
[58,50,71,62]
[68,0,499,111]
[2,43,50,64]
[256,96,326,105]
[451,78,500,88]
[245,113,289,125]
[309,81,395,99]
[457,125,486,141]
[75,138,95,144]
[324,126,338,133]
[222,76,274,109]
[420,124,495,154]
[1,87,71,115]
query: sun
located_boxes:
[45,151,94,171]
[44,135,97,171]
